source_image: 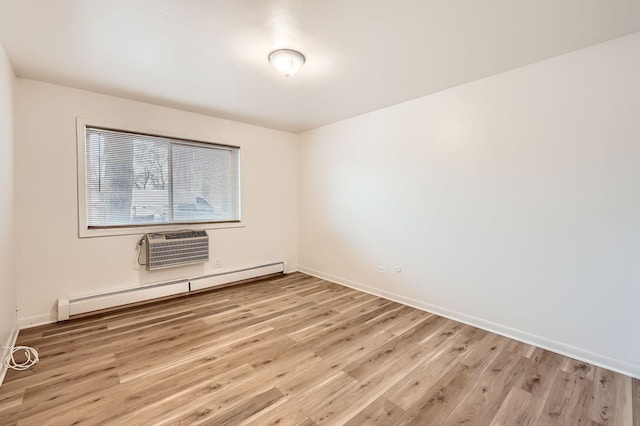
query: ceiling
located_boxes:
[0,0,639,133]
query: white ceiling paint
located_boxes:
[0,0,639,132]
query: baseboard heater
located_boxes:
[57,262,284,321]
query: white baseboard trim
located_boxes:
[0,320,20,388]
[299,266,640,380]
[18,313,56,329]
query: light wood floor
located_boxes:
[0,272,637,425]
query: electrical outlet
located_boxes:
[377,266,386,273]
[214,259,223,268]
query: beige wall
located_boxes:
[298,33,640,377]
[15,80,298,324]
[8,31,640,380]
[0,43,17,362]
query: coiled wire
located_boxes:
[3,346,39,371]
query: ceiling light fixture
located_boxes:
[268,49,306,78]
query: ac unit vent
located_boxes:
[145,230,209,270]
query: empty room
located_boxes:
[0,0,639,425]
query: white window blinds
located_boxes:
[85,127,240,228]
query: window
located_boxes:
[81,125,240,232]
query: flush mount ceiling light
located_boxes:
[268,49,306,78]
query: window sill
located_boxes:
[78,221,244,239]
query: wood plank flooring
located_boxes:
[0,272,637,425]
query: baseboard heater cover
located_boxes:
[190,262,284,292]
[58,280,190,321]
[57,262,285,321]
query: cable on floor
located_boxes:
[2,346,39,371]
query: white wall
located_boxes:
[15,80,298,324]
[299,33,640,377]
[0,43,17,371]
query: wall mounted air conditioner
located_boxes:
[145,230,209,270]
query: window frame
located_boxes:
[76,118,243,238]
